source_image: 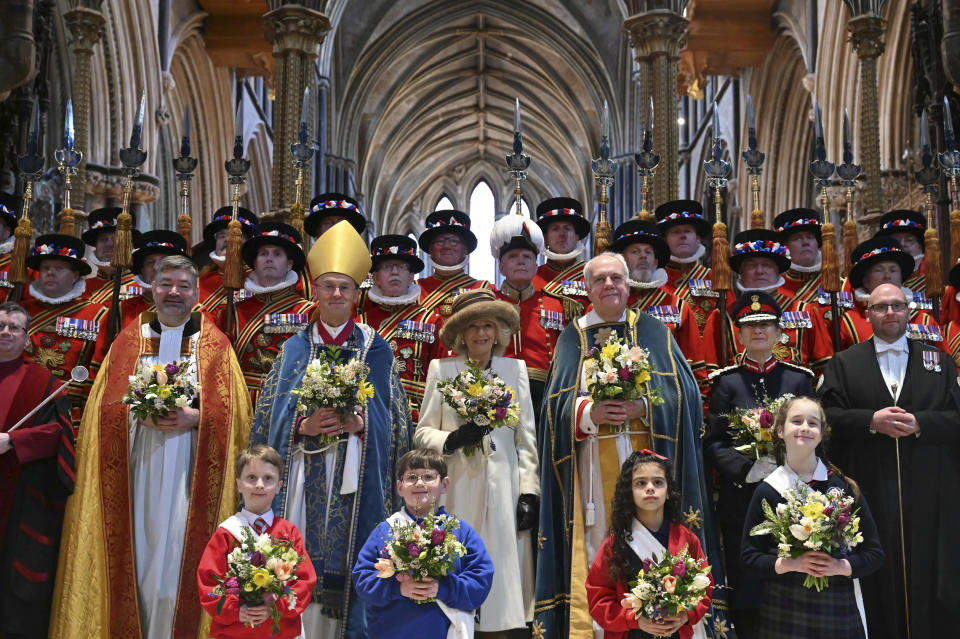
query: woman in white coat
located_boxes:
[414,289,539,638]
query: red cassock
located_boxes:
[197,518,317,639]
[585,523,714,639]
[663,262,718,337]
[356,296,444,422]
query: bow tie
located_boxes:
[875,340,908,354]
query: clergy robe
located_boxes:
[249,321,411,639]
[534,309,727,639]
[50,311,252,639]
[0,358,74,638]
[819,338,960,639]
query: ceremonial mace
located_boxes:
[809,102,842,353]
[916,109,943,319]
[8,366,89,432]
[54,98,82,236]
[703,102,731,365]
[289,86,317,239]
[941,97,960,267]
[890,382,911,639]
[742,94,766,229]
[223,101,251,336]
[10,102,44,302]
[506,98,529,217]
[107,91,147,342]
[634,97,658,221]
[837,109,862,278]
[592,100,616,252]
[174,105,198,254]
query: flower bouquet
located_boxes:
[436,362,520,455]
[122,359,200,422]
[749,483,864,591]
[620,544,712,626]
[210,527,307,633]
[291,346,375,445]
[375,509,467,603]
[727,394,793,460]
[583,333,663,432]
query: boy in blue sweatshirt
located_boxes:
[352,449,493,639]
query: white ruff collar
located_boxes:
[0,237,13,254]
[629,268,668,290]
[243,270,298,295]
[209,250,226,264]
[368,283,421,306]
[133,274,152,289]
[735,276,786,294]
[86,251,111,268]
[28,278,86,305]
[543,240,585,262]
[789,252,822,273]
[427,256,469,273]
[669,243,706,265]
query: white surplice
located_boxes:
[129,319,198,638]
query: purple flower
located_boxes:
[618,367,631,381]
[672,560,686,578]
[759,410,773,428]
[223,577,241,595]
[250,551,265,567]
[642,558,654,572]
[652,604,664,621]
[822,505,834,516]
[431,528,445,547]
[494,406,508,420]
[836,513,850,525]
[406,543,421,558]
[165,363,179,376]
[262,592,279,605]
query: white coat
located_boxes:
[414,355,539,632]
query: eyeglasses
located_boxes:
[867,302,908,314]
[379,263,411,273]
[0,323,27,333]
[400,471,441,486]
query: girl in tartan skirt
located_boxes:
[585,451,714,639]
[740,397,884,638]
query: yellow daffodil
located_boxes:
[759,427,773,441]
[601,342,620,362]
[357,381,375,401]
[157,386,172,400]
[467,381,484,397]
[633,371,650,390]
[851,517,860,533]
[252,567,274,588]
[799,502,824,520]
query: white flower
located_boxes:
[691,574,710,591]
[789,517,815,541]
[174,395,189,408]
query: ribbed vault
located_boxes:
[334,0,624,236]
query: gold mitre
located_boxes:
[306,220,372,285]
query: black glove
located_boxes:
[516,493,540,531]
[442,422,487,454]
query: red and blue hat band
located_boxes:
[776,218,820,231]
[662,211,705,222]
[733,240,790,257]
[256,230,297,245]
[858,245,903,262]
[212,214,254,226]
[34,244,80,259]
[616,230,659,241]
[312,200,359,213]
[143,241,176,249]
[427,216,466,229]
[542,208,583,218]
[882,219,922,229]
[373,246,415,256]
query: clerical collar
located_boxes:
[0,237,13,255]
[742,354,777,374]
[789,253,822,274]
[368,283,421,306]
[314,319,353,345]
[28,279,87,305]
[735,277,786,295]
[148,314,200,337]
[668,243,706,265]
[239,508,275,528]
[426,256,469,277]
[499,281,535,302]
[243,270,298,295]
[133,274,153,289]
[543,240,585,263]
[209,251,226,264]
[629,268,668,290]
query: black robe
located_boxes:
[705,360,813,635]
[819,337,960,639]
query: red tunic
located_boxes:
[494,287,565,384]
[942,320,960,371]
[84,269,138,305]
[356,295,444,422]
[663,261,718,336]
[941,286,960,326]
[197,517,316,639]
[533,261,589,319]
[586,523,714,639]
[417,271,491,352]
[838,299,944,351]
[780,267,823,306]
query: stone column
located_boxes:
[263,5,330,221]
[848,13,885,222]
[63,4,105,222]
[624,9,689,205]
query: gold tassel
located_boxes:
[820,222,841,293]
[222,219,245,290]
[950,209,960,266]
[593,220,611,254]
[178,214,193,256]
[750,208,764,229]
[58,207,76,236]
[288,202,306,240]
[842,219,858,278]
[636,210,655,222]
[711,222,731,291]
[9,216,33,285]
[924,227,944,298]
[111,212,134,269]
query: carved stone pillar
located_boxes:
[63,5,105,221]
[849,14,886,219]
[263,5,330,221]
[624,9,689,205]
